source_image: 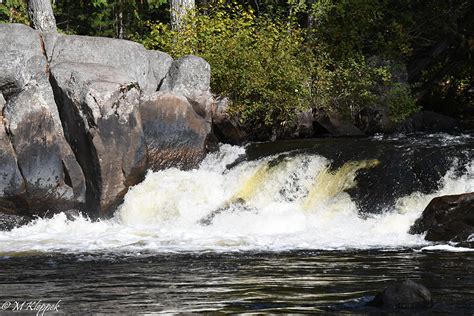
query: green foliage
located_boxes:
[143,2,312,130]
[310,53,417,122]
[52,0,168,38]
[0,0,28,24]
[2,0,470,131]
[308,0,412,60]
[386,83,419,122]
[311,55,384,117]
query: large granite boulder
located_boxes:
[161,55,213,122]
[410,192,474,242]
[46,34,160,94]
[0,23,86,216]
[50,62,147,218]
[140,92,210,170]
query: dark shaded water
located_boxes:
[1,250,473,314]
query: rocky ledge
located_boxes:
[0,23,214,220]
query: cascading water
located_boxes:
[1,135,473,254]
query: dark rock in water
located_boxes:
[199,198,248,226]
[140,92,210,170]
[212,97,249,145]
[0,213,30,231]
[313,110,365,137]
[456,240,474,249]
[410,192,474,242]
[397,111,460,133]
[246,136,474,214]
[50,62,147,218]
[355,106,395,134]
[0,23,86,217]
[294,110,315,138]
[61,209,83,221]
[368,280,432,309]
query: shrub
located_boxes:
[0,0,28,24]
[309,51,418,122]
[142,2,312,132]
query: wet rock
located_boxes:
[294,110,315,138]
[161,55,213,122]
[50,62,147,218]
[410,192,474,242]
[0,23,86,216]
[140,92,210,170]
[212,97,249,145]
[397,111,460,134]
[355,106,395,134]
[0,107,25,214]
[368,280,432,309]
[313,110,365,137]
[48,34,159,94]
[0,213,30,231]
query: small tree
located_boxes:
[27,0,56,33]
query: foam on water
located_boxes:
[1,144,473,254]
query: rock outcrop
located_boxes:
[0,23,213,220]
[0,23,85,216]
[410,192,474,242]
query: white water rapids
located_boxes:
[1,144,473,254]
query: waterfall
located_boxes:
[1,137,473,254]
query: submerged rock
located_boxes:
[368,280,432,309]
[410,192,474,242]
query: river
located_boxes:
[0,134,473,313]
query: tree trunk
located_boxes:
[27,0,57,33]
[170,0,195,31]
[115,0,124,39]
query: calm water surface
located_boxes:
[1,250,473,314]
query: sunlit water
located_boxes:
[0,135,473,313]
